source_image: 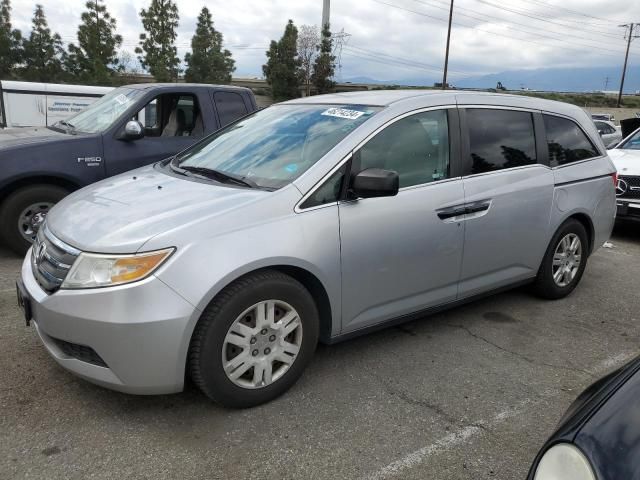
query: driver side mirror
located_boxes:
[351,168,399,199]
[119,120,145,141]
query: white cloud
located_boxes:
[7,0,640,82]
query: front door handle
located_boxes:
[465,203,490,215]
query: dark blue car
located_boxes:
[528,354,640,479]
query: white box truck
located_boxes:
[0,81,113,128]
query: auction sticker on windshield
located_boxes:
[115,94,131,105]
[321,107,365,120]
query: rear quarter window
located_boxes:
[543,114,600,165]
[214,91,248,127]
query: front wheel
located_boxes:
[533,219,588,300]
[0,185,69,256]
[188,270,319,408]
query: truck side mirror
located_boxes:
[119,120,145,141]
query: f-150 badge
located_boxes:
[77,157,102,167]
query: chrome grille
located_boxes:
[31,225,80,293]
[618,175,640,200]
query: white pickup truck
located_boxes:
[0,80,113,128]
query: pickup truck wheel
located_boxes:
[0,185,68,255]
[189,270,319,408]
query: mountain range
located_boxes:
[344,66,640,93]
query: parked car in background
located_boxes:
[0,83,258,254]
[593,120,622,148]
[0,80,112,128]
[608,127,640,222]
[17,91,616,408]
[591,113,615,123]
[527,354,640,480]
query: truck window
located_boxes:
[134,94,204,138]
[214,91,248,127]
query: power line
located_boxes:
[515,0,627,26]
[411,0,625,49]
[373,0,639,63]
[473,0,623,42]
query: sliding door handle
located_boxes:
[464,203,490,215]
[437,207,466,220]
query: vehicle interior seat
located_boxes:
[190,111,204,137]
[162,108,186,137]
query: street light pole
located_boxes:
[442,0,454,90]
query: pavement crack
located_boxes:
[447,323,595,378]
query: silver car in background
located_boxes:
[17,91,617,407]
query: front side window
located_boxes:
[60,87,145,133]
[355,109,450,188]
[543,114,599,164]
[466,109,536,174]
[175,104,380,190]
[134,93,203,138]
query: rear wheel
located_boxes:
[188,270,319,408]
[0,185,68,255]
[533,219,588,299]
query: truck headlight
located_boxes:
[534,443,596,480]
[61,248,175,289]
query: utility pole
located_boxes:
[604,76,609,91]
[322,0,330,32]
[617,23,639,107]
[442,0,454,90]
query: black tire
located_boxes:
[0,185,68,256]
[533,219,589,300]
[188,270,319,408]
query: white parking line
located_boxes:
[365,352,637,480]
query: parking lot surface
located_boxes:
[1,224,639,480]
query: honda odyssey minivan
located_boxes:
[17,91,617,407]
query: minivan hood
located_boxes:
[46,165,270,253]
[0,126,68,150]
[608,149,640,176]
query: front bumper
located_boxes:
[20,250,198,394]
[616,199,640,221]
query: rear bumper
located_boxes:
[21,250,198,395]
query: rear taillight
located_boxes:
[612,172,618,187]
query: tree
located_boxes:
[136,0,180,82]
[20,5,66,83]
[311,23,335,94]
[297,24,319,96]
[0,0,22,79]
[263,20,301,101]
[66,0,123,85]
[184,7,235,84]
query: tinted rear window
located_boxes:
[543,114,599,165]
[466,109,537,174]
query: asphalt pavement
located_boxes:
[1,223,639,480]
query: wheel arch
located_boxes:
[0,175,81,203]
[566,212,595,255]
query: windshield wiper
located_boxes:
[176,165,259,189]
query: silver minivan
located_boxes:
[17,91,617,407]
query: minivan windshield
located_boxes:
[174,104,381,190]
[57,87,145,134]
[619,129,640,150]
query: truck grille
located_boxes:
[31,225,80,293]
[618,175,640,200]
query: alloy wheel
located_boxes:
[222,300,303,389]
[552,233,582,287]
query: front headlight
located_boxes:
[534,443,596,480]
[61,248,175,289]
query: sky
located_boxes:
[7,0,640,83]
